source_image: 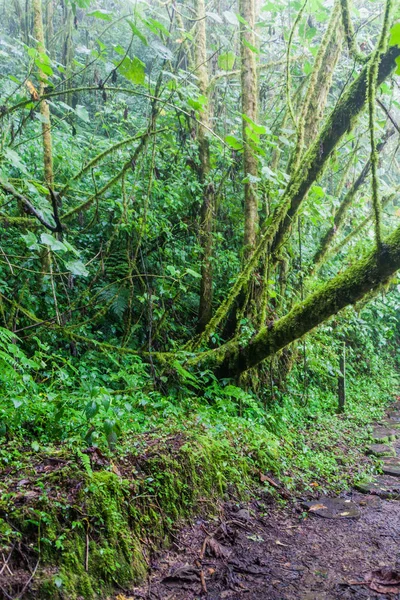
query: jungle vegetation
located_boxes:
[1,0,400,595]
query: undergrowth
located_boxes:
[0,306,399,598]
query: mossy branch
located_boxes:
[0,214,40,228]
[297,1,343,154]
[60,130,164,196]
[339,0,369,63]
[329,189,399,259]
[208,57,297,92]
[286,0,308,131]
[366,0,393,250]
[0,179,60,231]
[61,129,159,221]
[212,221,400,378]
[311,129,394,269]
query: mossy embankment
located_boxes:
[0,427,279,599]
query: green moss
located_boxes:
[4,432,268,600]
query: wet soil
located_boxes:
[124,492,400,600]
[124,404,400,600]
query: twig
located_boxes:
[0,548,14,576]
[199,569,207,594]
[14,557,39,599]
[199,536,209,561]
[85,532,89,572]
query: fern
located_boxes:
[98,285,130,320]
[0,327,39,378]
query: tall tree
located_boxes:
[195,0,215,332]
[33,0,54,186]
[239,0,259,258]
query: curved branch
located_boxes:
[0,180,59,231]
[311,128,394,269]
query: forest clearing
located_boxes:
[1,0,400,597]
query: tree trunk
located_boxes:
[302,6,343,148]
[240,0,259,257]
[196,0,215,332]
[212,222,400,377]
[33,0,54,186]
[190,44,400,350]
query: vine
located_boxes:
[367,0,393,250]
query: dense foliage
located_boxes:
[0,0,399,450]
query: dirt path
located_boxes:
[124,403,400,600]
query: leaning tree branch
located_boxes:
[377,98,400,134]
[210,221,400,378]
[0,179,59,232]
[311,128,394,270]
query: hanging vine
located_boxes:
[367,0,393,251]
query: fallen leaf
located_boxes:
[308,503,327,512]
[111,462,122,476]
[260,472,279,487]
[26,80,39,100]
[275,540,289,547]
[162,564,200,585]
[206,537,231,559]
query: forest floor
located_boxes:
[122,403,400,600]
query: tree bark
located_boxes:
[214,222,400,377]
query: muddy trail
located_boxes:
[124,402,400,600]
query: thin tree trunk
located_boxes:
[33,0,54,287]
[240,0,259,257]
[46,0,54,56]
[196,0,215,332]
[33,0,54,186]
[302,6,343,148]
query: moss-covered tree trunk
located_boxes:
[213,223,400,378]
[188,44,400,350]
[195,0,215,333]
[301,5,343,148]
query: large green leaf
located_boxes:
[40,233,67,252]
[225,135,243,150]
[87,9,113,21]
[127,20,148,46]
[75,105,90,122]
[218,51,236,71]
[389,23,400,47]
[118,56,145,85]
[65,260,89,277]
